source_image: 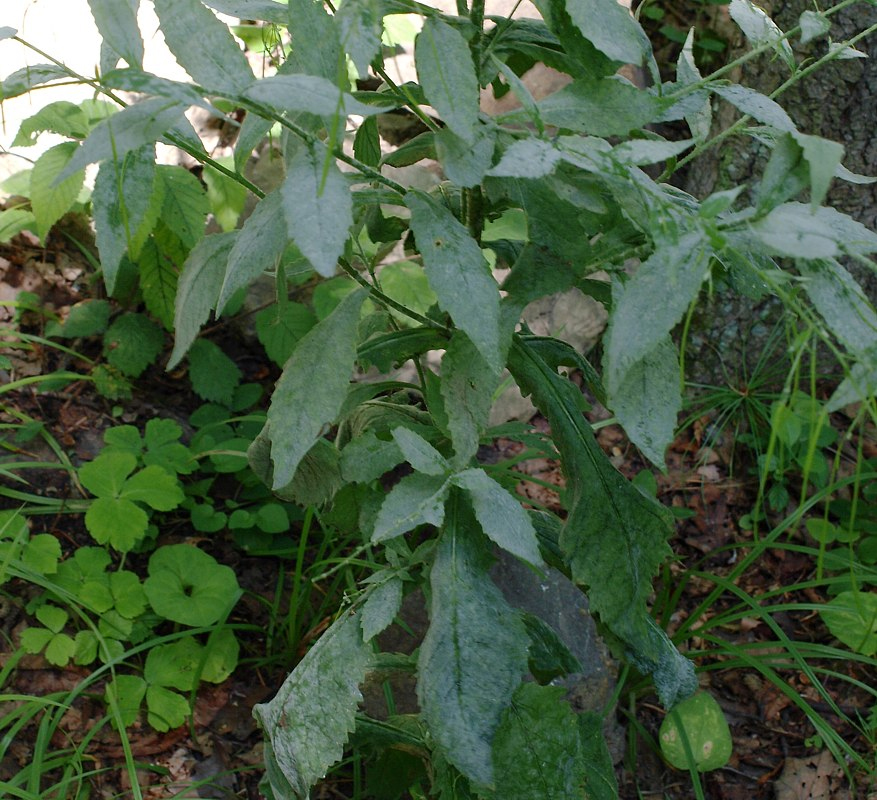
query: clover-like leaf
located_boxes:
[143,544,240,626]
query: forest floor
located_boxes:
[1,220,876,800]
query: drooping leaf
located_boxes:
[507,336,696,708]
[188,339,241,405]
[59,99,188,181]
[418,498,529,788]
[604,232,709,399]
[88,0,144,67]
[169,233,236,368]
[138,238,178,331]
[30,142,85,241]
[360,575,404,642]
[92,144,158,294]
[609,335,680,469]
[244,74,380,118]
[281,142,352,277]
[564,0,651,66]
[729,0,794,70]
[254,611,373,799]
[219,190,287,311]
[157,166,209,249]
[267,289,366,488]
[451,469,543,568]
[153,0,254,93]
[406,191,503,370]
[415,17,479,141]
[371,473,450,542]
[440,331,501,468]
[12,101,91,146]
[336,0,384,77]
[492,684,587,800]
[711,85,795,133]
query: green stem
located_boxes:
[372,65,441,134]
[469,0,486,71]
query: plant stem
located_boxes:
[372,65,441,133]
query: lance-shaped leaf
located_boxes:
[59,98,188,182]
[219,190,287,311]
[267,289,366,488]
[391,427,448,475]
[507,336,696,708]
[371,473,450,542]
[1,64,69,100]
[336,0,384,77]
[244,74,380,118]
[30,142,85,241]
[415,17,479,141]
[153,0,254,94]
[608,335,680,469]
[92,145,157,294]
[406,191,502,370]
[360,575,404,642]
[88,0,144,68]
[441,331,500,468]
[168,233,237,368]
[711,85,795,133]
[452,469,543,568]
[564,0,651,67]
[203,0,289,23]
[492,684,589,800]
[282,142,352,277]
[418,499,529,788]
[729,0,794,70]
[604,231,709,399]
[254,611,373,799]
[286,0,344,79]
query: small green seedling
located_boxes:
[659,691,733,772]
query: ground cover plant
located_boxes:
[1,0,877,797]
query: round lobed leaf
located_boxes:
[659,691,732,772]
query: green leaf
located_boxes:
[121,465,184,511]
[798,259,877,358]
[791,132,844,209]
[44,633,77,667]
[285,0,344,79]
[492,684,587,800]
[60,99,188,180]
[564,0,651,66]
[676,30,711,142]
[0,209,37,243]
[255,302,317,366]
[203,159,248,233]
[406,191,502,370]
[609,335,680,468]
[441,331,501,468]
[104,313,164,378]
[336,0,384,77]
[145,637,204,691]
[340,429,404,483]
[712,84,795,133]
[577,712,618,800]
[36,604,68,633]
[188,339,241,405]
[106,675,147,727]
[435,127,496,187]
[254,611,373,799]
[371,473,450,542]
[353,116,381,167]
[85,497,149,551]
[378,260,437,323]
[244,74,380,118]
[612,138,694,167]
[79,450,138,497]
[360,575,404,642]
[604,232,709,399]
[110,570,148,618]
[533,77,665,137]
[138,238,178,331]
[47,299,110,338]
[520,613,582,684]
[219,191,287,311]
[391,427,448,476]
[416,18,479,141]
[169,233,236,368]
[507,336,696,708]
[659,691,733,772]
[204,0,289,23]
[268,289,366,488]
[146,685,189,731]
[144,544,240,626]
[452,469,543,568]
[88,0,144,67]
[0,64,69,100]
[202,628,240,682]
[153,0,254,93]
[820,590,877,655]
[20,627,55,655]
[729,0,794,70]
[750,203,877,258]
[799,10,831,44]
[12,99,97,144]
[92,145,158,294]
[281,142,352,278]
[30,142,85,241]
[157,166,209,249]
[418,499,529,788]
[488,138,563,179]
[22,534,61,576]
